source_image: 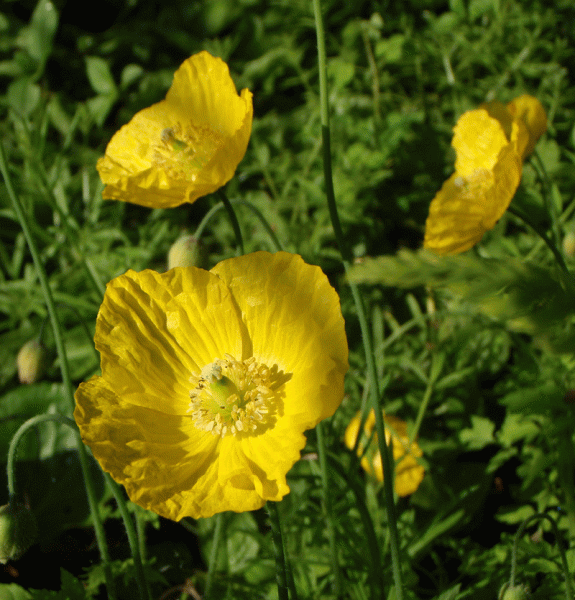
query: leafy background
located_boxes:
[1,0,575,598]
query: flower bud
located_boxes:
[167,235,204,269]
[17,339,48,384]
[563,231,575,258]
[0,502,37,563]
[498,584,531,600]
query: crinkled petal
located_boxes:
[453,105,510,176]
[212,252,349,426]
[74,376,221,521]
[95,268,246,415]
[506,94,547,158]
[211,252,348,491]
[75,252,348,520]
[424,142,522,255]
[97,51,253,208]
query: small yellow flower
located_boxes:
[97,51,253,208]
[424,95,546,255]
[74,252,348,520]
[344,410,424,497]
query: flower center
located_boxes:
[155,124,224,179]
[188,354,286,437]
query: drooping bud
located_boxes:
[498,583,531,600]
[167,235,204,269]
[17,339,48,384]
[563,231,575,258]
[0,502,37,563]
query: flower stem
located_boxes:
[200,196,283,252]
[311,1,405,597]
[7,414,77,497]
[507,204,568,273]
[0,141,116,600]
[204,512,224,599]
[315,422,342,596]
[106,476,152,600]
[267,501,295,600]
[217,189,245,255]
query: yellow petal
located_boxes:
[74,376,223,520]
[95,267,246,415]
[452,104,510,176]
[506,95,547,158]
[97,51,253,208]
[211,252,349,428]
[424,141,522,255]
[75,252,348,520]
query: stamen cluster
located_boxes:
[188,354,276,437]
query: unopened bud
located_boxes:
[0,502,37,563]
[498,584,531,600]
[17,339,48,384]
[563,231,575,258]
[167,235,204,269]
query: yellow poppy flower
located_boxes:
[74,252,348,520]
[96,51,253,208]
[344,410,424,497]
[424,96,546,255]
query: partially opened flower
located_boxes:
[97,51,253,208]
[345,410,424,497]
[424,95,546,255]
[74,252,348,520]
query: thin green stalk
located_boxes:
[0,142,116,600]
[312,1,405,597]
[196,198,283,252]
[410,353,443,445]
[267,501,293,600]
[106,476,152,600]
[204,512,225,599]
[316,422,342,596]
[507,205,568,273]
[217,189,245,255]
[532,149,560,249]
[233,199,283,252]
[326,455,385,596]
[7,414,77,497]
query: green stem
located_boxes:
[532,149,560,249]
[311,1,404,597]
[507,204,568,273]
[7,414,77,497]
[267,501,292,600]
[327,454,384,595]
[410,353,442,444]
[197,198,283,252]
[106,476,152,600]
[204,512,225,599]
[316,422,342,596]
[0,141,116,600]
[217,189,245,255]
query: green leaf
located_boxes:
[0,584,32,600]
[459,416,496,450]
[29,570,86,599]
[347,249,575,336]
[85,57,117,96]
[15,0,58,75]
[7,79,41,117]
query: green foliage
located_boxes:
[1,0,575,598]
